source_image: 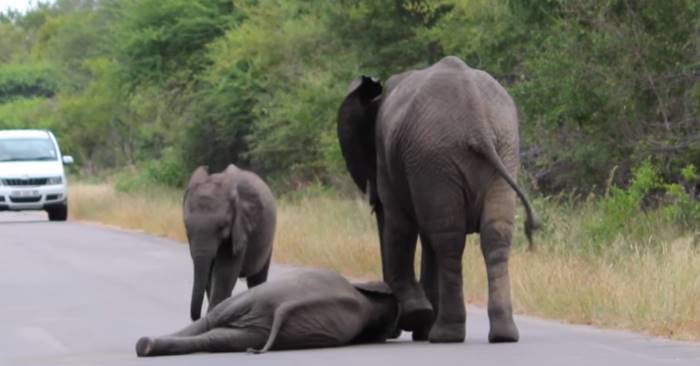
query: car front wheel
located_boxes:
[47,203,68,221]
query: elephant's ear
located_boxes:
[188,166,209,187]
[184,166,209,206]
[224,164,240,175]
[230,182,261,257]
[352,281,401,342]
[337,75,383,195]
[352,281,392,296]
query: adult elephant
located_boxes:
[337,56,538,343]
[184,164,276,321]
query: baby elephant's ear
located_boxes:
[229,182,262,257]
[184,166,209,205]
[352,281,393,296]
[188,166,209,188]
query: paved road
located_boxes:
[1,211,699,366]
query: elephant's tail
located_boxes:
[482,145,541,251]
[247,304,287,354]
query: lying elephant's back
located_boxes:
[223,268,367,347]
[253,268,357,296]
[272,301,365,350]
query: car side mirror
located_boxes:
[62,155,74,165]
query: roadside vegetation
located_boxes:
[3,0,699,342]
[1,1,698,189]
[69,165,700,341]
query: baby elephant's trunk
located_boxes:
[190,257,212,321]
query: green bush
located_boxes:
[114,150,186,192]
[3,0,700,202]
[0,63,59,103]
[583,161,699,250]
[0,97,57,129]
[142,148,186,187]
[586,160,661,245]
[663,164,700,230]
[114,168,146,193]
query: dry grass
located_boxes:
[68,181,700,341]
[69,182,187,242]
[274,194,382,279]
[483,240,699,340]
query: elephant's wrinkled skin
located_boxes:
[184,164,276,321]
[337,56,539,343]
[136,268,399,356]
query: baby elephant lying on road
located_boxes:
[136,268,400,356]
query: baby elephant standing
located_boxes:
[184,164,276,321]
[136,268,400,356]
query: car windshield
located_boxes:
[0,137,58,162]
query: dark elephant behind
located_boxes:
[337,56,539,343]
[136,268,399,356]
[184,164,276,321]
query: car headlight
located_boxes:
[47,176,63,185]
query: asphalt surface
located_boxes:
[1,211,699,366]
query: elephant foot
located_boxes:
[389,325,402,339]
[411,326,430,341]
[428,321,465,343]
[136,337,155,357]
[410,314,434,342]
[399,297,434,332]
[488,317,519,343]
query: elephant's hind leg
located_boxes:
[480,182,519,343]
[423,230,466,343]
[413,237,439,341]
[410,175,467,343]
[381,201,433,332]
[136,328,267,356]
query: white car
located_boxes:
[0,129,74,221]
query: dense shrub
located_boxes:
[583,161,699,250]
[663,164,700,230]
[0,63,59,103]
[585,160,661,243]
[114,151,186,192]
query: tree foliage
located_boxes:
[113,0,236,90]
[0,0,697,195]
[0,62,59,103]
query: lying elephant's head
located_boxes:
[183,165,254,321]
[351,280,402,342]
